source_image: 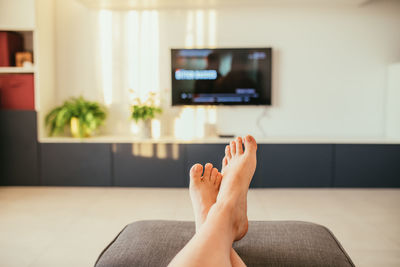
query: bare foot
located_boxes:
[217,135,257,241]
[189,163,223,232]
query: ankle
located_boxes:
[213,198,236,215]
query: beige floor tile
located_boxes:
[349,249,400,267]
[0,187,399,267]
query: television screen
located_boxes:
[171,48,272,105]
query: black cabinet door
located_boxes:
[334,145,400,187]
[254,144,333,187]
[40,143,112,186]
[0,110,39,185]
[113,143,186,187]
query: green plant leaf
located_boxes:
[44,96,107,138]
[131,104,162,123]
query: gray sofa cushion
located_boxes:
[96,220,354,267]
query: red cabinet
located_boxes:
[0,74,34,110]
[0,31,23,67]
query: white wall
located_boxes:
[53,0,400,138]
[0,0,35,29]
[386,63,400,138]
[36,0,56,139]
[213,2,400,138]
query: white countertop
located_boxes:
[38,135,400,144]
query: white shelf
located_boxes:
[78,0,373,10]
[0,67,35,74]
[38,135,400,144]
[0,27,35,31]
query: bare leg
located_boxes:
[222,138,249,267]
[168,201,235,267]
[189,163,221,232]
[189,162,246,267]
[169,135,257,267]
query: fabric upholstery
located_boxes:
[96,220,354,267]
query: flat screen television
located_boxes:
[171,48,272,106]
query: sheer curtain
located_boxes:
[95,9,218,137]
[97,10,160,135]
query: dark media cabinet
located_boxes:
[1,110,400,188]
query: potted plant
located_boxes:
[131,91,162,138]
[45,96,107,138]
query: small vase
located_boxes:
[141,119,152,139]
[70,117,91,138]
[70,117,81,138]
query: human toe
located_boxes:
[190,164,203,182]
[215,172,222,187]
[203,163,213,180]
[225,145,232,160]
[230,141,236,155]
[210,167,218,184]
[236,137,243,154]
[244,135,257,153]
[222,156,228,168]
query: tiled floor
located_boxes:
[0,187,399,267]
